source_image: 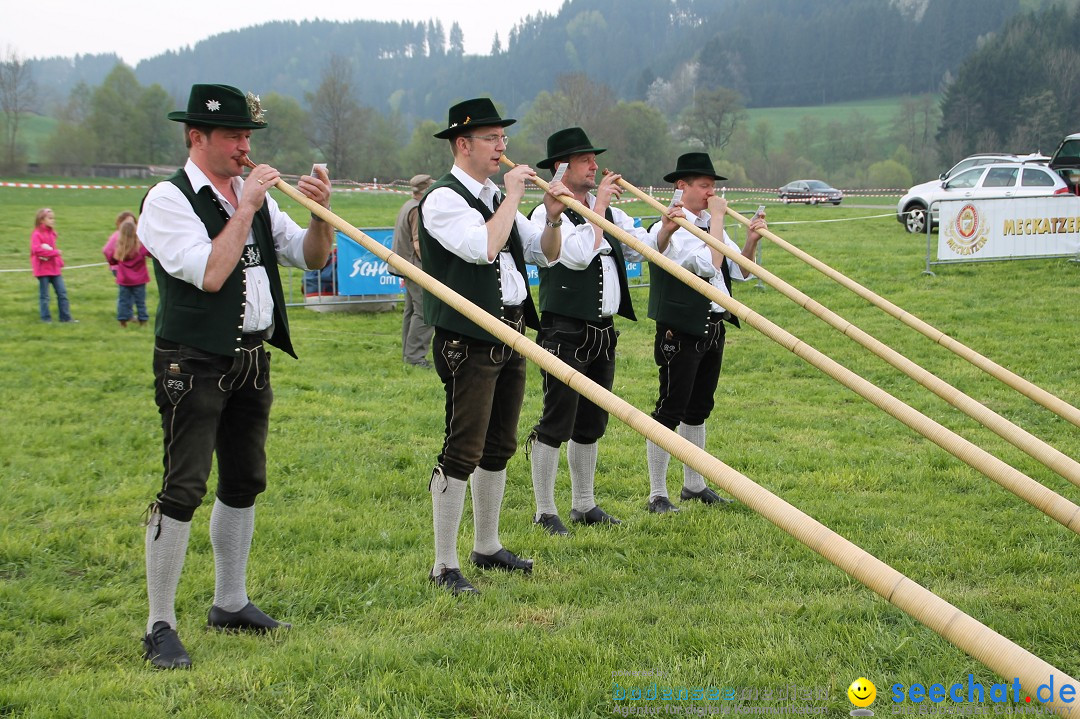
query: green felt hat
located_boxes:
[663,152,726,183]
[537,127,606,170]
[433,97,515,139]
[167,84,267,129]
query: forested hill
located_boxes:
[33,0,1024,120]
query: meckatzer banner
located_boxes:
[936,195,1080,262]
[336,229,643,296]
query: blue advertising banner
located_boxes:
[335,226,644,297]
[336,230,402,296]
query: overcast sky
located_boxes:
[2,0,567,66]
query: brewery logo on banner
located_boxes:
[944,203,989,257]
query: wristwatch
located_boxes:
[546,217,563,228]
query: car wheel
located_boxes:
[809,197,818,205]
[832,201,841,206]
[903,205,927,234]
[781,195,790,204]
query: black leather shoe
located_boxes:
[680,486,733,504]
[534,513,569,536]
[469,547,533,573]
[429,567,479,595]
[647,496,680,514]
[143,621,192,669]
[207,601,290,633]
[569,505,622,525]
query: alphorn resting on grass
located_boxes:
[251,154,1079,718]
[606,171,1080,491]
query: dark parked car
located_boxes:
[778,180,843,205]
[1048,132,1080,192]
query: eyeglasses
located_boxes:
[463,134,509,147]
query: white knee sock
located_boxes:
[471,467,506,556]
[431,468,467,574]
[210,500,254,612]
[531,440,560,519]
[646,439,671,500]
[567,439,598,513]
[146,508,191,634]
[678,423,708,493]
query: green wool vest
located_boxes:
[536,206,635,322]
[647,223,737,338]
[148,169,296,358]
[418,174,539,344]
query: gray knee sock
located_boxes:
[531,440,560,519]
[678,423,708,493]
[646,439,671,500]
[471,467,506,556]
[146,507,191,634]
[431,468,467,574]
[568,439,598,513]
[210,499,254,612]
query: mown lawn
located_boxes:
[0,180,1077,718]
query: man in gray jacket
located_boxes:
[392,173,435,368]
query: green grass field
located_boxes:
[745,96,924,143]
[1,182,1078,718]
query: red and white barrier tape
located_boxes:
[0,181,150,190]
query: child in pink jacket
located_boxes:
[31,208,75,323]
[102,214,151,327]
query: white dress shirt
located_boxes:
[138,159,312,333]
[421,165,555,306]
[530,194,652,317]
[649,207,753,313]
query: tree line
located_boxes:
[939,1,1080,158]
[24,0,1030,124]
[5,0,1079,188]
[4,57,941,190]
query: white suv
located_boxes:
[936,152,1046,181]
[896,161,1068,234]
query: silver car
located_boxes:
[778,179,843,205]
[896,162,1070,234]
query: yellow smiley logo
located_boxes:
[848,678,876,708]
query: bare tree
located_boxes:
[679,87,745,152]
[0,47,37,172]
[305,55,364,179]
[521,74,616,149]
[557,74,616,130]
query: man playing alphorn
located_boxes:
[526,127,653,535]
[644,152,766,513]
[137,83,333,668]
[418,98,568,594]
